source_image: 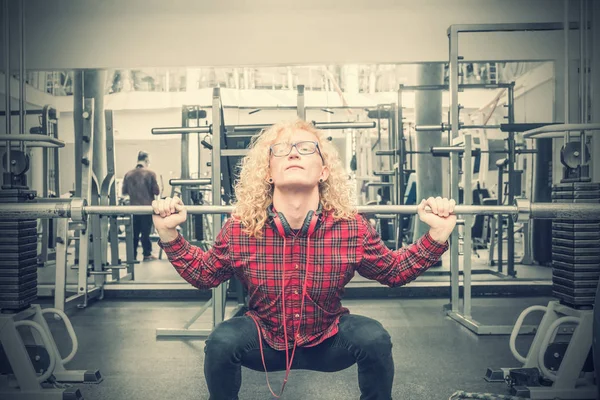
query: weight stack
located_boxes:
[0,189,38,311]
[551,182,600,308]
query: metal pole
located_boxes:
[231,121,375,132]
[497,161,505,274]
[180,107,190,238]
[4,202,600,220]
[564,0,571,143]
[397,83,513,91]
[523,122,600,138]
[396,85,404,248]
[415,124,501,131]
[152,126,212,135]
[211,88,224,327]
[507,84,516,277]
[579,0,587,170]
[463,134,473,319]
[297,84,305,120]
[580,0,585,125]
[169,178,211,186]
[448,26,460,313]
[18,0,25,152]
[4,0,11,177]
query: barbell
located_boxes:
[0,198,599,223]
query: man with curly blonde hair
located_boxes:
[153,120,456,400]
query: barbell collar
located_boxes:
[513,198,531,223]
[70,198,87,222]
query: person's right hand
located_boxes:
[151,196,187,232]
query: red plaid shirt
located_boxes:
[159,211,448,351]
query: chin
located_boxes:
[278,180,317,190]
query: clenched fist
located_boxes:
[417,197,457,244]
[151,196,187,242]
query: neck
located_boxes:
[272,186,320,229]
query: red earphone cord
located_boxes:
[249,216,317,398]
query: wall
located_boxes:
[0,0,577,70]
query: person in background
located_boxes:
[122,151,160,261]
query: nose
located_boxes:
[287,145,301,159]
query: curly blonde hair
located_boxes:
[232,119,356,238]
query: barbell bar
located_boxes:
[1,198,599,223]
[152,121,376,136]
[415,123,501,132]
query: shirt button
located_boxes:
[295,264,299,269]
[295,314,300,318]
[294,290,298,295]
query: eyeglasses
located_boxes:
[270,141,323,162]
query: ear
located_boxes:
[320,166,330,182]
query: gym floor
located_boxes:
[45,296,553,400]
[35,240,557,399]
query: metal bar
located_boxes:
[0,134,66,147]
[449,25,461,314]
[565,0,571,143]
[54,218,68,312]
[18,0,24,153]
[3,0,11,178]
[499,122,562,133]
[364,182,394,188]
[152,126,211,135]
[0,109,47,116]
[169,178,211,186]
[580,0,585,125]
[180,107,191,239]
[375,150,398,156]
[523,122,600,138]
[232,121,376,132]
[448,22,578,34]
[396,86,404,249]
[86,204,520,216]
[415,124,501,131]
[3,202,600,220]
[431,146,466,155]
[450,153,460,314]
[221,149,248,157]
[497,161,504,274]
[398,83,513,91]
[463,134,473,319]
[211,88,224,328]
[297,84,305,120]
[507,84,516,277]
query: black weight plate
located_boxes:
[552,260,600,272]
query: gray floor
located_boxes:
[44,296,554,400]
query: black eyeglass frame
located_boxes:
[269,140,324,163]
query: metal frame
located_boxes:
[38,106,60,267]
[0,304,100,400]
[67,100,102,311]
[522,123,600,139]
[445,21,581,336]
[486,301,596,399]
[155,88,244,338]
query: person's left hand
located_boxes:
[417,197,457,244]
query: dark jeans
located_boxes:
[133,214,153,257]
[204,314,394,400]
